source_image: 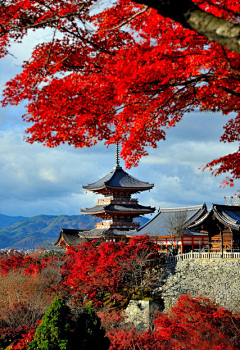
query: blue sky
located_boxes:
[0,30,239,217]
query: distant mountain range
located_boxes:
[0,214,149,250]
[0,214,28,228]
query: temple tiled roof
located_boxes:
[54,228,85,246]
[54,227,129,247]
[82,167,153,191]
[129,204,207,237]
[189,204,240,230]
[81,203,155,215]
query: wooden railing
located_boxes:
[97,198,138,205]
[224,195,240,206]
[95,221,140,229]
[166,251,240,263]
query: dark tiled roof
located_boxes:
[79,227,130,236]
[81,203,155,214]
[54,227,129,246]
[82,168,153,191]
[54,228,83,246]
[129,204,207,237]
[183,230,208,236]
[189,204,240,230]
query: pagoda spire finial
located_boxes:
[114,143,122,169]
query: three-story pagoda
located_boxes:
[81,145,155,231]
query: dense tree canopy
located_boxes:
[63,236,161,308]
[0,0,240,183]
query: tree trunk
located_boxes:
[133,0,240,54]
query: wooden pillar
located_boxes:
[221,231,223,256]
[181,236,183,254]
[192,237,194,251]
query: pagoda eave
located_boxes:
[106,185,153,192]
[105,210,154,215]
[81,209,105,215]
[81,209,155,216]
[83,185,153,193]
[82,186,105,192]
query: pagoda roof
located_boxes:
[188,204,240,231]
[82,167,153,192]
[81,203,155,215]
[129,204,207,237]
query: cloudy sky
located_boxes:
[0,30,239,218]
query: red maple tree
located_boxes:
[0,1,240,183]
[108,294,240,350]
[62,236,161,308]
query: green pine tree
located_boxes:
[28,295,73,350]
[72,302,110,350]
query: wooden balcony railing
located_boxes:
[166,251,240,263]
[97,198,138,205]
[95,221,140,229]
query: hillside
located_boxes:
[0,214,149,250]
[0,213,28,228]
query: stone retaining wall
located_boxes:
[156,259,240,313]
[124,300,163,331]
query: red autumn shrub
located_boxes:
[153,294,240,350]
[62,236,161,308]
[108,328,159,350]
[7,328,36,350]
[108,295,240,350]
[0,325,36,349]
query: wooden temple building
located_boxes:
[129,205,209,254]
[55,146,240,254]
[55,145,155,247]
[188,203,240,253]
[128,202,240,254]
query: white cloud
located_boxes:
[0,32,239,217]
[0,107,238,217]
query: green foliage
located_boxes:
[72,302,110,350]
[27,297,110,350]
[28,295,73,350]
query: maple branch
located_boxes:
[59,25,114,55]
[43,22,58,73]
[132,73,217,94]
[133,0,240,54]
[222,87,240,97]
[103,5,150,31]
[0,0,93,37]
[221,47,240,77]
[0,22,7,35]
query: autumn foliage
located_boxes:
[62,236,161,308]
[0,1,240,183]
[0,250,64,349]
[1,242,240,349]
[108,295,240,350]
